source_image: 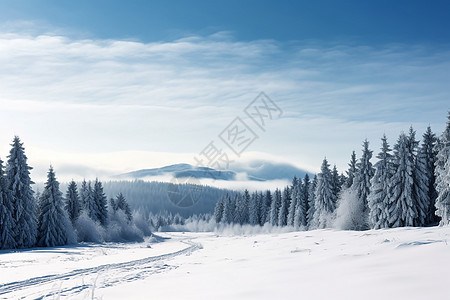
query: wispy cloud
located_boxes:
[0,24,448,181]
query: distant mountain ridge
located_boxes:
[116,160,311,182]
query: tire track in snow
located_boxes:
[0,239,202,299]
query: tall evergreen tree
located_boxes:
[303,174,311,217]
[345,151,358,188]
[92,179,108,226]
[417,126,438,224]
[115,192,132,222]
[5,136,36,248]
[85,181,96,221]
[331,165,342,199]
[261,190,272,225]
[307,175,317,228]
[214,196,225,223]
[435,112,450,225]
[80,179,89,211]
[287,177,300,226]
[222,194,235,224]
[37,167,73,247]
[249,192,260,225]
[411,127,432,227]
[278,187,290,226]
[270,189,282,226]
[388,133,417,227]
[312,158,336,228]
[294,179,308,229]
[0,159,16,249]
[234,192,248,225]
[65,180,81,224]
[368,135,394,229]
[348,140,375,229]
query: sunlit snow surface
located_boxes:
[1,227,449,299]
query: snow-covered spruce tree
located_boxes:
[222,194,235,224]
[234,192,248,225]
[312,158,336,229]
[37,167,74,247]
[257,191,264,225]
[307,175,317,228]
[92,179,108,226]
[368,135,394,229]
[287,177,300,226]
[249,192,260,225]
[294,180,307,229]
[303,174,311,216]
[261,190,272,225]
[84,181,96,221]
[5,136,37,248]
[347,139,375,229]
[214,196,225,223]
[345,151,358,189]
[80,179,88,210]
[331,165,342,199]
[388,133,418,227]
[115,193,132,222]
[270,189,282,226]
[278,187,290,227]
[356,140,375,212]
[417,126,438,225]
[410,127,431,227]
[0,159,16,249]
[435,112,450,225]
[65,180,81,224]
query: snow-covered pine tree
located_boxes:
[270,189,282,226]
[92,179,108,226]
[303,174,311,216]
[261,190,272,225]
[294,179,307,229]
[307,175,317,228]
[331,165,342,199]
[278,187,290,226]
[80,179,88,210]
[435,112,450,225]
[312,158,336,229]
[249,192,259,225]
[258,191,265,225]
[85,181,96,221]
[65,180,81,224]
[37,166,73,247]
[222,194,235,224]
[368,135,394,229]
[345,151,358,189]
[388,133,418,227]
[417,126,438,225]
[115,192,132,222]
[0,159,16,249]
[356,140,375,211]
[348,139,375,229]
[410,127,433,227]
[214,196,225,223]
[287,177,300,226]
[5,136,37,248]
[234,192,248,225]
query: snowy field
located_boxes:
[1,227,449,299]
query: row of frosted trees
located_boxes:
[213,113,450,230]
[0,136,137,249]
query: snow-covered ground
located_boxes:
[1,227,449,299]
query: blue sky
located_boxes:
[0,1,449,182]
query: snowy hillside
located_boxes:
[1,226,449,299]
